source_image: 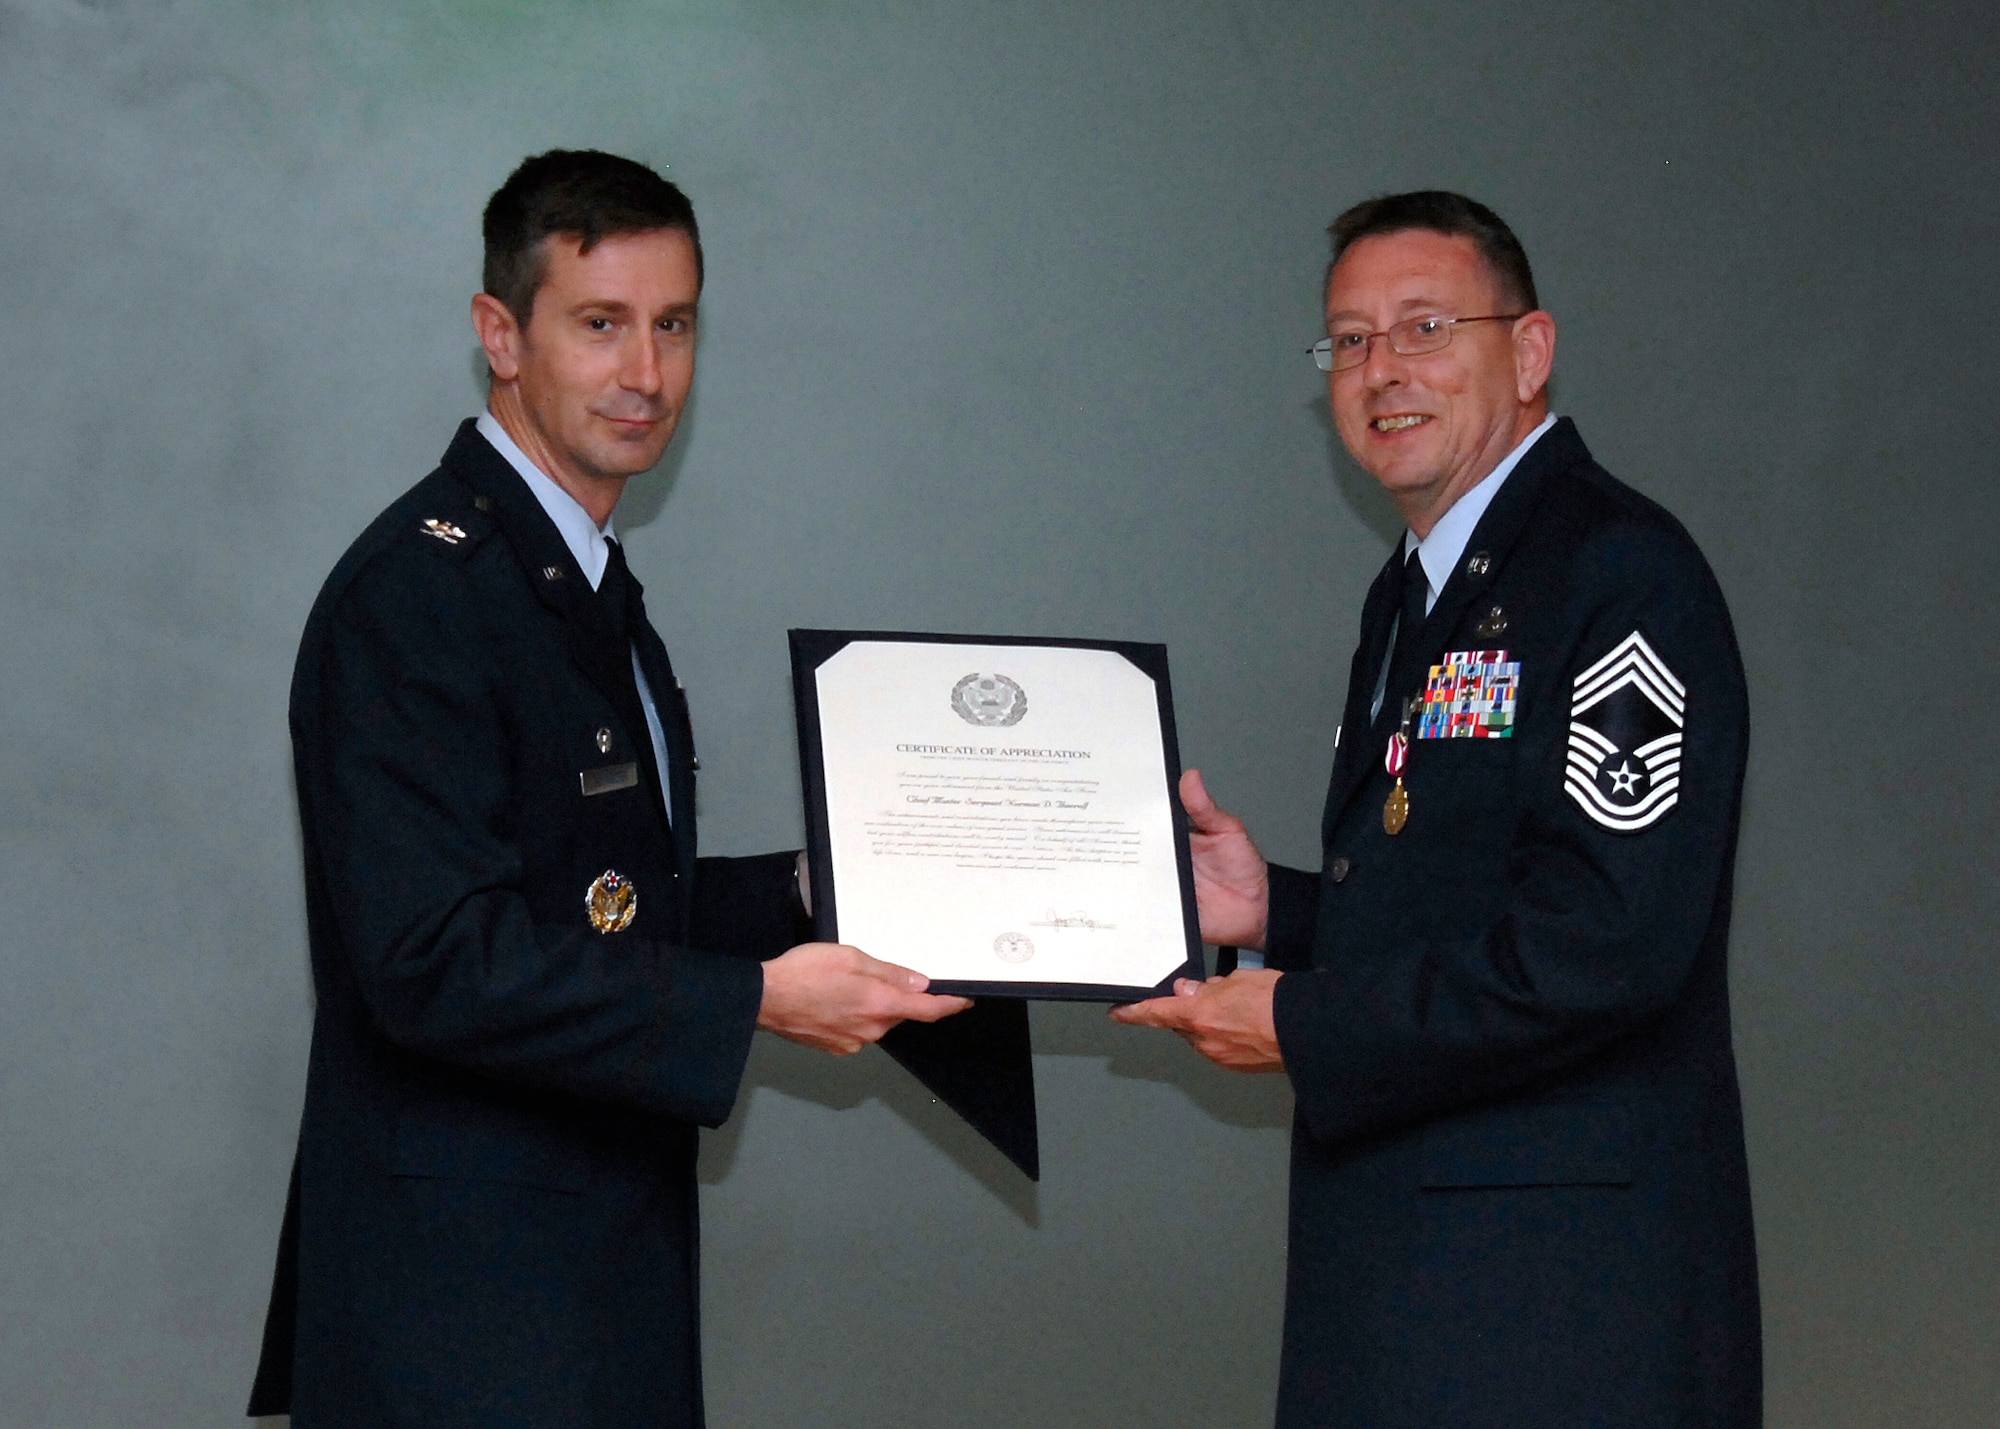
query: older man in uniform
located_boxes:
[1117,191,1760,1427]
[247,150,969,1427]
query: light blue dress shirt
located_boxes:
[1368,413,1557,722]
[475,411,676,826]
[1239,415,1558,972]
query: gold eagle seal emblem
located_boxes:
[585,869,637,934]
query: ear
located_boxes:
[1511,310,1556,404]
[471,292,525,383]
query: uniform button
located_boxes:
[1329,856,1352,883]
[596,727,613,753]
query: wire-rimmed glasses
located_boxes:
[1310,313,1525,372]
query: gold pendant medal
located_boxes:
[1383,731,1410,835]
[1383,697,1416,835]
[1383,776,1409,835]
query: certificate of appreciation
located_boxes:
[790,631,1204,1000]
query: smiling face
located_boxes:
[473,226,700,523]
[1323,228,1554,535]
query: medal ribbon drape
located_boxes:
[1383,702,1414,834]
[1382,544,1428,833]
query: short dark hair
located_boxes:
[482,149,703,324]
[1326,190,1538,312]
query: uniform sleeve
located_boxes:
[690,851,812,961]
[1271,525,1748,1147]
[300,551,764,1128]
[1263,862,1322,972]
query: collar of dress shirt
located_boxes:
[1402,413,1557,612]
[475,410,618,591]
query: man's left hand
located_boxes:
[1109,970,1285,1073]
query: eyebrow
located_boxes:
[1325,295,1456,325]
[567,299,699,318]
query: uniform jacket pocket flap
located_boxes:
[1404,735,1517,811]
[1420,1100,1632,1188]
[390,1105,592,1194]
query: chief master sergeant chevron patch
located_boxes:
[1564,630,1685,831]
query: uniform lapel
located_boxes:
[1410,418,1582,677]
[630,602,698,882]
[1321,547,1404,848]
[1317,418,1584,844]
[440,421,673,832]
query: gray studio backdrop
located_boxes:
[2,1,1994,1424]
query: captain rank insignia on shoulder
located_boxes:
[1564,631,1685,831]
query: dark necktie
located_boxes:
[600,536,677,828]
[599,536,636,646]
[1383,544,1430,719]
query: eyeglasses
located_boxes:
[1309,314,1524,373]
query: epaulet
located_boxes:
[408,493,497,562]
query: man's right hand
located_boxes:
[1180,768,1271,951]
[757,943,972,1055]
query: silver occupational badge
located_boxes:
[951,672,1028,727]
[1564,631,1684,832]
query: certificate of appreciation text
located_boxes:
[791,632,1202,999]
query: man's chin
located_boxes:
[1357,453,1443,498]
[585,430,676,479]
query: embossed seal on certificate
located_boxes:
[993,932,1035,963]
[585,869,637,933]
[951,672,1028,726]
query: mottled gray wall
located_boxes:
[2,1,1994,1424]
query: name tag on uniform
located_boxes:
[579,762,639,796]
[1417,650,1520,739]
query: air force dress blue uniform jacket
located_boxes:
[249,421,807,1426]
[1263,419,1761,1428]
